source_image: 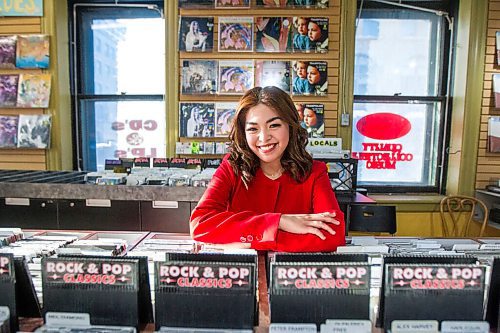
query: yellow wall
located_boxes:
[0,0,498,237]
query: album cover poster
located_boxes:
[16,74,51,108]
[0,75,19,107]
[215,0,250,8]
[290,0,328,7]
[17,114,51,149]
[494,74,500,109]
[181,60,217,95]
[179,102,215,138]
[178,0,214,8]
[292,60,328,96]
[179,17,214,52]
[0,116,18,148]
[497,31,500,66]
[0,35,17,69]
[295,103,324,138]
[255,60,291,93]
[15,34,49,69]
[218,60,254,95]
[218,17,254,52]
[488,116,500,153]
[292,17,329,53]
[255,0,291,7]
[215,102,237,137]
[255,17,292,53]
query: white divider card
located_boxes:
[390,320,439,333]
[383,264,486,329]
[440,321,490,333]
[270,262,371,326]
[0,254,17,332]
[45,312,91,327]
[41,256,143,329]
[321,319,371,333]
[270,323,317,333]
[159,328,252,333]
[154,253,257,330]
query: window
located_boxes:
[352,1,455,192]
[70,1,165,171]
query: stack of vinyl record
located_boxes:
[128,237,197,307]
[0,228,23,247]
[0,234,79,307]
[34,325,136,332]
[57,238,128,256]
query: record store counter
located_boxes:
[0,170,374,233]
[0,170,206,232]
[0,170,206,201]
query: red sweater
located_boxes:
[190,158,346,252]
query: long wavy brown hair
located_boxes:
[228,86,313,187]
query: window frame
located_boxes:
[69,1,164,171]
[352,0,456,194]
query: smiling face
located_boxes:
[308,22,321,41]
[307,65,320,84]
[245,103,289,168]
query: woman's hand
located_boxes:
[278,212,340,240]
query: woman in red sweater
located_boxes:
[190,86,345,252]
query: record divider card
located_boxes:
[383,263,487,329]
[0,254,17,332]
[269,253,371,328]
[154,252,257,330]
[41,256,149,330]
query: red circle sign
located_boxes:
[356,113,411,140]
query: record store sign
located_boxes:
[43,257,137,287]
[387,265,485,291]
[272,263,370,291]
[0,0,43,16]
[156,262,253,291]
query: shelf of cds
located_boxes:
[176,0,340,156]
[1,229,499,332]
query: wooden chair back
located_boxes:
[439,195,489,237]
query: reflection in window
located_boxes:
[353,3,452,192]
[72,4,165,170]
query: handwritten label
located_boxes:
[441,321,490,333]
[0,0,42,16]
[156,262,252,290]
[43,258,137,287]
[321,319,371,333]
[270,323,317,333]
[272,264,370,291]
[391,320,439,333]
[387,265,485,291]
[46,312,90,327]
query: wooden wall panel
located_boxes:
[0,16,48,171]
[178,1,342,151]
[476,0,500,188]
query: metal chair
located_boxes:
[439,195,489,237]
[348,205,397,235]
